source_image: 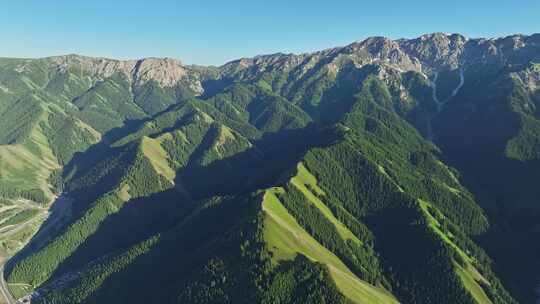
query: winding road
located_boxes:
[0,212,45,304]
[0,195,73,304]
[0,213,48,303]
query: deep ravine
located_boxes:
[425,68,464,141]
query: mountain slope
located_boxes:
[0,33,539,303]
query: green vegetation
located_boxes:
[290,163,361,244]
[0,210,43,258]
[0,186,47,204]
[40,107,100,165]
[275,183,386,287]
[262,189,397,304]
[0,209,19,223]
[0,198,13,206]
[0,94,43,145]
[456,263,493,304]
[7,192,125,287]
[207,83,312,132]
[1,209,39,227]
[0,109,57,204]
[73,73,146,133]
[2,40,538,303]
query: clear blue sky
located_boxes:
[1,0,539,66]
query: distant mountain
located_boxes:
[0,33,539,303]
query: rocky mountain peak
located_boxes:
[22,33,540,98]
[42,55,205,94]
[47,54,137,78]
[398,33,467,71]
[132,57,187,87]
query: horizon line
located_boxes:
[1,31,537,67]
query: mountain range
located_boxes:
[0,32,539,303]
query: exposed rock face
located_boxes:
[513,63,540,91]
[30,55,207,95]
[398,33,467,70]
[47,54,137,79]
[220,33,540,80]
[8,33,540,98]
[133,57,188,87]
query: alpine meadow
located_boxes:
[0,32,539,304]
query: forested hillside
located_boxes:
[0,33,539,303]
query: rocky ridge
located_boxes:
[6,33,540,97]
[222,33,540,79]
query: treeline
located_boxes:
[248,194,351,304]
[7,191,124,286]
[260,255,348,304]
[65,145,135,207]
[0,198,12,205]
[8,142,173,287]
[2,209,39,227]
[301,133,513,302]
[48,169,64,195]
[37,236,160,304]
[124,151,173,198]
[0,185,47,204]
[276,184,387,286]
[303,141,406,218]
[40,109,98,165]
[424,205,517,304]
[334,77,490,234]
[116,99,260,148]
[160,116,213,170]
[0,94,43,145]
[306,183,375,244]
[173,193,350,304]
[73,73,146,134]
[35,192,350,304]
[362,200,477,304]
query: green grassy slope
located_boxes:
[290,162,361,244]
[262,188,397,304]
[418,199,493,304]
